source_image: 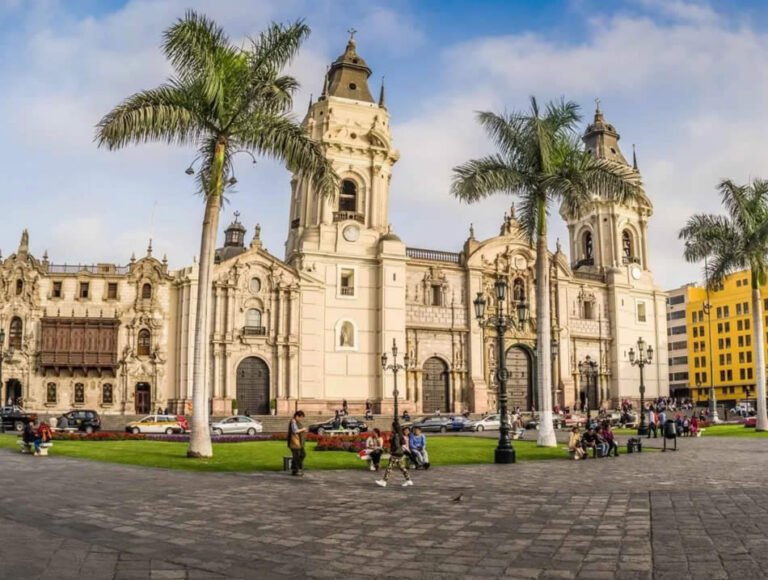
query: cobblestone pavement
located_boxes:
[1,436,768,579]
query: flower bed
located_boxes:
[52,431,147,441]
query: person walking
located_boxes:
[647,407,658,438]
[376,422,413,487]
[288,410,307,476]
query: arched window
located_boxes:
[137,329,151,357]
[74,383,85,404]
[339,180,357,212]
[622,230,633,261]
[245,309,262,328]
[513,278,526,302]
[15,279,23,295]
[46,383,57,404]
[141,283,152,299]
[583,231,593,260]
[8,317,22,350]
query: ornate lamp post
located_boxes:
[473,277,530,464]
[0,329,15,433]
[629,337,653,436]
[381,339,409,421]
[551,338,560,410]
[700,298,721,423]
[578,355,598,428]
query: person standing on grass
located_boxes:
[288,410,307,477]
[376,422,412,487]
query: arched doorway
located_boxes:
[505,346,534,411]
[422,357,449,413]
[5,379,21,406]
[236,357,270,415]
[135,383,151,414]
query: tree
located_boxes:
[680,179,768,431]
[452,97,640,447]
[96,12,337,457]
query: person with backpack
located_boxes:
[375,422,412,487]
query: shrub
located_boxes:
[52,432,147,441]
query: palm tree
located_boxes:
[452,97,640,447]
[96,12,337,457]
[680,179,768,431]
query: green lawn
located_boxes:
[614,424,768,438]
[0,434,572,472]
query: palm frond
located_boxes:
[95,84,204,150]
[248,20,310,74]
[451,155,527,203]
[679,214,735,262]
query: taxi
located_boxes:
[126,414,187,434]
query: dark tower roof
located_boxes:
[582,102,629,166]
[215,212,247,264]
[325,34,374,103]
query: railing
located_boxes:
[406,247,461,264]
[291,218,300,229]
[48,264,131,275]
[574,258,594,269]
[333,211,365,224]
[622,256,641,265]
[340,287,354,296]
[243,326,266,336]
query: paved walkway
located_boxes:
[1,436,767,579]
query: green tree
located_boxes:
[680,179,768,431]
[96,12,337,457]
[452,97,640,447]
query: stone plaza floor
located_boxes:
[1,436,768,579]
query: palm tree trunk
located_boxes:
[187,136,226,458]
[535,197,556,447]
[751,280,768,431]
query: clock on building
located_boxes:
[631,265,642,280]
[342,225,360,242]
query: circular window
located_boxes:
[250,277,261,293]
[350,133,357,139]
[349,82,357,90]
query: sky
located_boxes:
[1,0,767,290]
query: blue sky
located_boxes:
[1,0,767,289]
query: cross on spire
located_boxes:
[595,97,601,112]
[234,210,241,221]
[347,27,357,41]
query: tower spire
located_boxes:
[632,143,638,170]
[307,93,313,114]
[319,67,329,101]
[378,76,386,109]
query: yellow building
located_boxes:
[685,269,766,407]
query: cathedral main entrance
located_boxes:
[422,357,449,413]
[505,346,534,411]
[236,357,270,416]
[5,379,21,406]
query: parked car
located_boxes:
[0,406,38,432]
[451,415,472,431]
[210,415,263,436]
[464,414,501,432]
[411,416,455,433]
[126,415,187,434]
[308,416,368,435]
[58,409,102,433]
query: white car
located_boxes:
[210,415,263,436]
[465,414,501,432]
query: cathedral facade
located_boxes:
[0,39,669,416]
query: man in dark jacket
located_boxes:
[375,422,413,487]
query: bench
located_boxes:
[17,440,53,456]
[320,429,358,436]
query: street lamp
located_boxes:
[578,355,598,428]
[551,338,560,410]
[629,337,653,436]
[473,276,530,464]
[381,339,409,421]
[700,299,721,424]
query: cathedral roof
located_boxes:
[582,103,629,166]
[324,35,374,103]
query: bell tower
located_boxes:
[285,33,399,263]
[560,103,653,273]
[283,34,406,414]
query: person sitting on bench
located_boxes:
[598,421,619,457]
[568,427,585,460]
[581,427,600,458]
[409,426,429,469]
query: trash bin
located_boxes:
[283,456,293,471]
[626,438,642,453]
[664,420,677,439]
